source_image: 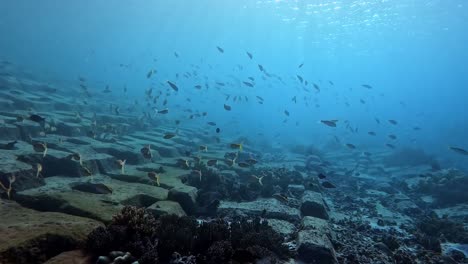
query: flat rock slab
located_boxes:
[300,190,329,220]
[43,250,93,264]
[218,198,301,222]
[15,175,168,223]
[297,216,338,264]
[267,219,296,238]
[0,200,102,264]
[147,200,187,217]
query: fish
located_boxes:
[0,140,17,150]
[329,81,334,85]
[362,84,373,89]
[163,133,176,139]
[225,158,236,167]
[345,143,356,149]
[68,153,83,166]
[388,134,397,140]
[35,163,42,178]
[243,81,254,87]
[448,146,468,155]
[313,83,320,92]
[0,175,16,200]
[116,159,126,174]
[140,145,153,160]
[245,158,257,165]
[318,173,326,179]
[156,109,169,114]
[29,114,45,123]
[272,193,288,203]
[216,128,220,133]
[237,162,250,168]
[224,104,232,111]
[167,81,179,91]
[147,172,160,186]
[388,120,398,125]
[321,181,336,188]
[284,110,290,116]
[33,142,48,157]
[81,166,93,177]
[258,64,264,72]
[191,170,202,181]
[199,145,208,152]
[292,96,297,103]
[207,122,217,126]
[298,63,304,68]
[386,143,396,149]
[230,143,243,151]
[368,131,376,136]
[297,75,303,83]
[246,51,253,59]
[251,175,265,186]
[256,96,264,102]
[216,46,224,53]
[177,159,190,169]
[207,159,218,166]
[194,85,202,89]
[320,120,338,127]
[375,118,380,124]
[147,69,156,78]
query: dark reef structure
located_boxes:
[413,168,468,207]
[85,206,294,264]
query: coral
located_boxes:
[111,205,158,236]
[85,226,115,256]
[416,214,468,244]
[85,206,292,263]
[206,240,234,264]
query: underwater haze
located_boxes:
[1,1,468,264]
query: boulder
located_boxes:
[300,191,329,220]
[297,216,337,264]
[168,185,198,215]
[147,200,186,217]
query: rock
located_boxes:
[43,250,93,264]
[168,185,198,215]
[0,200,102,264]
[108,251,126,259]
[288,184,305,197]
[296,216,337,264]
[267,219,296,238]
[148,200,186,217]
[0,123,20,140]
[218,198,301,222]
[96,256,111,264]
[300,191,329,220]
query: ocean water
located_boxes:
[0,1,467,264]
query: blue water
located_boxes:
[1,0,467,168]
